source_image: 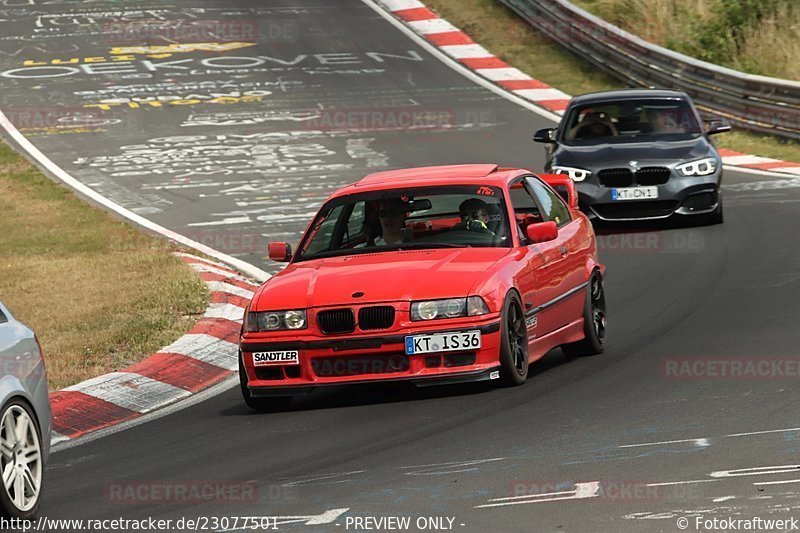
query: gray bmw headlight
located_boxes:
[552,166,592,182]
[677,157,717,176]
[245,310,307,332]
[411,297,490,321]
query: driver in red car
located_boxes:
[459,198,494,234]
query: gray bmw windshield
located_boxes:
[562,99,703,144]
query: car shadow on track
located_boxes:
[224,381,495,415]
[592,216,715,233]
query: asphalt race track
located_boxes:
[2,1,800,531]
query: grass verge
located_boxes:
[573,0,800,80]
[0,141,209,390]
[423,0,800,163]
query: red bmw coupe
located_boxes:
[239,164,606,409]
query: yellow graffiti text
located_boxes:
[21,42,255,66]
[109,42,255,55]
[82,95,264,110]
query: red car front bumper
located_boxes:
[240,317,502,396]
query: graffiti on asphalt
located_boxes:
[1,51,424,78]
[72,133,389,179]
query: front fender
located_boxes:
[467,251,523,313]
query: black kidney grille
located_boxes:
[317,309,355,334]
[592,200,680,220]
[358,306,395,331]
[598,168,634,187]
[635,166,671,185]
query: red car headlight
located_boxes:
[245,310,307,332]
[411,297,489,321]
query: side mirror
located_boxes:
[706,119,731,135]
[268,242,292,262]
[533,128,556,143]
[526,221,558,244]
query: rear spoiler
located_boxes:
[540,174,578,210]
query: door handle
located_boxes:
[560,245,568,256]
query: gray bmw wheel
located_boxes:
[0,400,42,518]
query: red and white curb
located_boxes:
[718,148,800,175]
[377,0,570,114]
[374,0,800,176]
[49,253,257,446]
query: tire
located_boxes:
[0,400,43,519]
[498,291,529,386]
[562,271,606,357]
[239,355,293,411]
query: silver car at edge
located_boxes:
[0,300,50,518]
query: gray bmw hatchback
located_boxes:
[534,89,729,224]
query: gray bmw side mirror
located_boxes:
[533,128,556,143]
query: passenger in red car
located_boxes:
[375,198,409,245]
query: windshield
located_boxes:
[296,185,511,261]
[562,98,702,143]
